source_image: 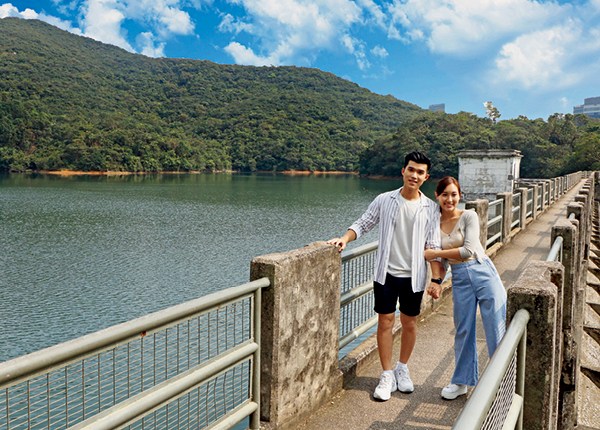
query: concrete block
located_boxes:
[251,242,343,429]
[507,260,563,430]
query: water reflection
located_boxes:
[0,172,436,363]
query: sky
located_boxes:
[2,0,600,120]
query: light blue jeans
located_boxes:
[450,257,507,386]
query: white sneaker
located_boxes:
[441,383,467,400]
[394,365,414,393]
[373,372,397,401]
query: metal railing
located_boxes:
[537,184,542,211]
[452,309,530,430]
[0,277,269,430]
[511,193,521,230]
[526,188,533,219]
[339,242,378,349]
[487,199,503,247]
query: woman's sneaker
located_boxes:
[441,383,467,400]
[394,365,414,393]
[373,372,397,401]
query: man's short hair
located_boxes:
[404,151,431,173]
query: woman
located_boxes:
[424,177,507,400]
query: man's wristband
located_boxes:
[431,278,442,285]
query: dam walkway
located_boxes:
[295,180,589,430]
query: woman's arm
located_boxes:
[424,247,461,261]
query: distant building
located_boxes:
[573,97,600,118]
[457,150,522,201]
[428,103,445,112]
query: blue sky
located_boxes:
[2,0,600,120]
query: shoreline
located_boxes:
[35,169,360,177]
[10,170,446,181]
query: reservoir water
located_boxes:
[0,172,436,364]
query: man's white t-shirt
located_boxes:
[387,194,420,278]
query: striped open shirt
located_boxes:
[348,188,442,293]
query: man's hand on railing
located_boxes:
[327,229,357,252]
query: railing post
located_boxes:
[250,242,343,429]
[507,260,563,430]
[540,182,548,212]
[551,220,579,430]
[517,188,528,229]
[531,182,539,221]
[465,199,489,249]
[496,192,512,243]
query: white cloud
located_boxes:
[137,31,166,57]
[80,0,134,51]
[124,0,194,37]
[386,0,566,56]
[221,0,365,67]
[224,41,276,66]
[218,13,253,34]
[0,3,82,33]
[492,21,600,90]
[1,3,39,19]
[371,45,388,58]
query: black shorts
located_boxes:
[373,274,424,317]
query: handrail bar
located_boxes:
[452,309,530,429]
[67,341,259,430]
[341,241,379,263]
[0,277,271,390]
[546,236,563,262]
[340,280,374,307]
[339,315,379,349]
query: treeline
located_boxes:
[359,111,600,178]
[2,19,600,177]
[0,18,422,173]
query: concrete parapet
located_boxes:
[552,219,580,429]
[508,260,564,430]
[251,242,343,430]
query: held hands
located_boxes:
[426,283,442,300]
[423,248,437,261]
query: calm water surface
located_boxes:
[0,173,436,363]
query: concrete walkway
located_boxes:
[295,181,586,430]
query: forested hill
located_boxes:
[0,17,423,172]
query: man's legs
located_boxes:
[377,312,396,370]
[399,313,418,363]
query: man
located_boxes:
[327,151,444,401]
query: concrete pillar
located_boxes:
[507,260,563,430]
[518,187,528,229]
[496,192,513,243]
[551,220,579,430]
[250,242,343,429]
[595,172,600,202]
[465,199,489,249]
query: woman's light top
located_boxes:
[440,210,487,265]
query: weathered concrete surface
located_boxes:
[553,219,580,430]
[507,260,563,430]
[251,241,343,430]
[578,197,600,430]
